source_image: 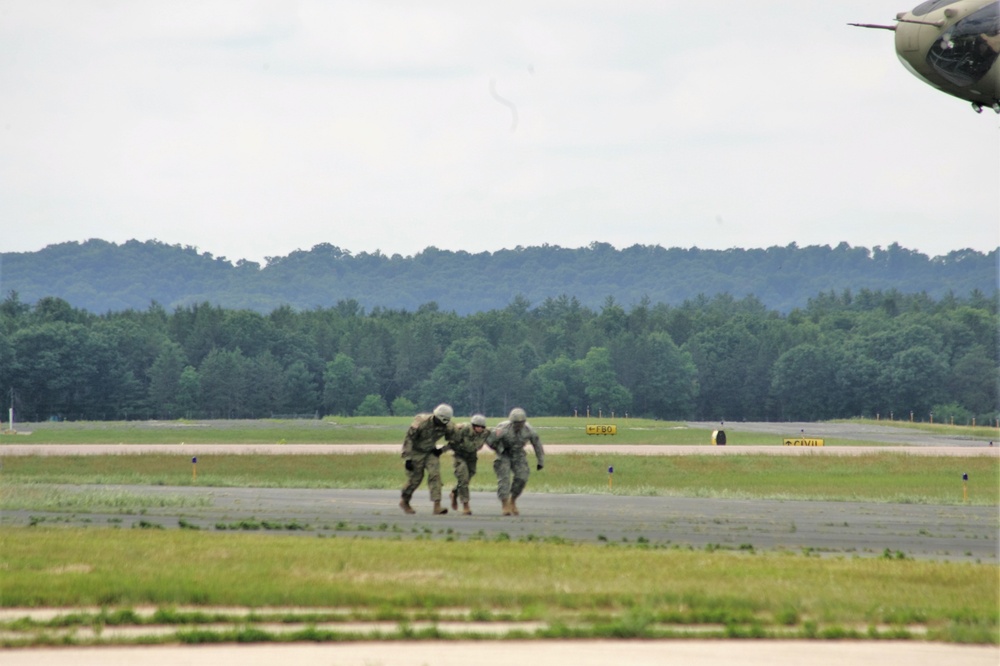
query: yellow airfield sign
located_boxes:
[586,424,617,436]
[783,438,825,447]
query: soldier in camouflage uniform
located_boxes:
[485,407,544,516]
[399,403,455,515]
[441,414,489,515]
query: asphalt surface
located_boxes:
[2,418,996,456]
[686,420,995,448]
[6,485,996,562]
[3,640,998,666]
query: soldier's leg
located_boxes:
[401,456,427,498]
[400,455,427,513]
[458,458,477,514]
[510,453,530,499]
[493,455,512,501]
[415,454,446,514]
[454,458,471,504]
[509,454,531,516]
[465,458,477,504]
[425,454,443,503]
[494,454,514,515]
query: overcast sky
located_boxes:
[2,1,998,265]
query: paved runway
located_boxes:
[2,419,995,457]
[4,640,998,666]
[4,485,997,562]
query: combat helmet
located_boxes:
[433,403,454,423]
[471,414,487,427]
[508,407,527,423]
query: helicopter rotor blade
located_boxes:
[847,22,897,31]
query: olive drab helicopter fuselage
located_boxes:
[851,0,1000,113]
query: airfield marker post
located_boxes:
[192,457,198,482]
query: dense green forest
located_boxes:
[2,239,997,315]
[1,288,996,425]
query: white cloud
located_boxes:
[1,1,997,264]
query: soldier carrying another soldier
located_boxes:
[441,413,489,515]
[400,403,455,515]
[485,407,544,516]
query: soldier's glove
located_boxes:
[405,460,415,471]
[537,464,543,471]
[432,448,443,457]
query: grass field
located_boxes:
[2,453,997,505]
[3,416,996,445]
[1,418,997,647]
[1,529,997,645]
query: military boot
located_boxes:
[501,497,513,516]
[462,502,472,515]
[399,497,415,514]
[510,497,520,516]
[433,501,448,515]
[450,489,458,511]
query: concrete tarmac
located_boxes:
[3,640,999,666]
[6,485,995,561]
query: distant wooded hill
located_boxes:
[2,239,997,314]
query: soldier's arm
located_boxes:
[402,428,415,458]
[530,430,544,468]
[402,417,425,458]
[474,431,489,451]
[485,429,504,454]
[435,423,459,454]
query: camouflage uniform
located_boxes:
[401,413,454,505]
[486,419,544,504]
[444,422,489,505]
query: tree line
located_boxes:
[3,239,997,315]
[1,288,996,425]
